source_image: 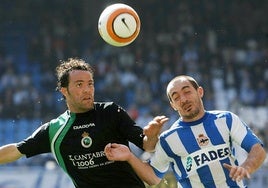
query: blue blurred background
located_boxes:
[0,0,267,187]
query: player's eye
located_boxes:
[76,83,82,87]
[185,90,191,94]
[172,95,180,102]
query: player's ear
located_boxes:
[60,87,67,97]
[198,86,204,98]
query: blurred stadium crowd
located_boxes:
[0,0,267,169]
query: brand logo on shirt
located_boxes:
[73,123,95,130]
[197,134,209,146]
[184,144,231,173]
[81,132,92,148]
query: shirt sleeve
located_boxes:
[230,112,264,152]
[112,103,144,149]
[149,139,170,178]
[17,123,51,157]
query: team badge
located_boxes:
[197,134,209,146]
[81,132,92,148]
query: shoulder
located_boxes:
[206,110,242,130]
[94,101,115,109]
[50,110,72,126]
[47,111,74,136]
[206,110,238,120]
[94,102,126,112]
[159,120,181,139]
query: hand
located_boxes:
[104,143,131,161]
[223,163,251,182]
[143,115,169,138]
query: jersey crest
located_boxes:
[81,132,92,148]
[197,134,209,147]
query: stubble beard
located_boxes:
[183,108,200,121]
[180,100,202,121]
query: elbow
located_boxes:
[257,144,267,164]
[260,147,267,163]
[249,143,267,173]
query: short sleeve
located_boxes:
[149,139,170,178]
[111,103,144,149]
[17,123,51,157]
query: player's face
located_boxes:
[60,70,95,113]
[168,78,205,122]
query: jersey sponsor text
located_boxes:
[184,144,231,172]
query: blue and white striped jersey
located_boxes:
[149,111,263,188]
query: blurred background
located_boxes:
[0,0,267,187]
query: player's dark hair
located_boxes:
[56,58,94,90]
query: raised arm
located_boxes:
[142,115,169,152]
[0,143,24,164]
[223,143,266,182]
[105,143,161,185]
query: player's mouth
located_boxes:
[183,103,192,112]
[83,97,92,101]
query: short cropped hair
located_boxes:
[166,75,200,102]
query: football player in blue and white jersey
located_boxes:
[105,75,266,188]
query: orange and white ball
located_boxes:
[98,3,141,47]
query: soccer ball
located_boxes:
[98,3,141,47]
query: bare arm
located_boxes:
[105,143,161,185]
[223,143,266,182]
[143,116,169,152]
[240,143,266,174]
[0,143,24,164]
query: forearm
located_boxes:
[241,143,266,174]
[143,136,159,152]
[0,143,24,164]
[127,153,161,185]
[142,115,169,152]
[105,143,162,185]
